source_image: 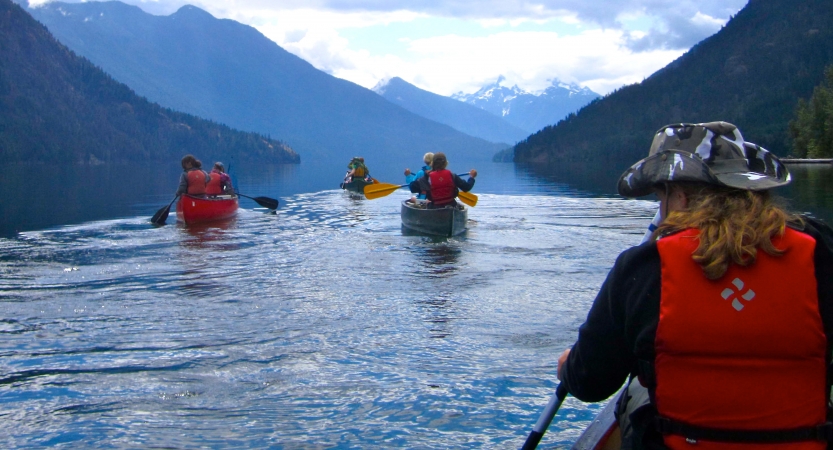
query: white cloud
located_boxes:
[252,23,686,96]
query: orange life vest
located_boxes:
[653,228,827,449]
[205,171,224,195]
[429,169,455,206]
[186,169,208,195]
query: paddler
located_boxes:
[411,152,476,208]
[205,162,232,196]
[176,154,210,196]
[346,157,371,183]
[556,122,833,449]
[405,152,433,200]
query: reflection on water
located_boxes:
[780,164,833,223]
[516,161,833,225]
[3,160,832,237]
[418,243,463,277]
[513,161,625,197]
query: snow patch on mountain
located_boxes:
[452,76,601,133]
[371,77,391,95]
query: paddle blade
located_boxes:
[363,183,406,200]
[458,190,478,207]
[253,196,279,210]
[151,204,171,225]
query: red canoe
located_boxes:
[176,194,239,225]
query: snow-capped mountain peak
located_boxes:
[452,75,600,132]
[371,77,392,95]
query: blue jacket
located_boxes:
[406,165,431,199]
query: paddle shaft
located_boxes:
[522,384,568,450]
[234,192,279,210]
[222,165,278,210]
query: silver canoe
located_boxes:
[571,395,621,450]
[400,200,467,237]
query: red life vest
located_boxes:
[186,169,208,195]
[653,228,827,449]
[205,171,224,195]
[429,169,455,206]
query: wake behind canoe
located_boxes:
[340,178,375,195]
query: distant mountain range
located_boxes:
[453,76,600,133]
[513,0,833,168]
[373,77,529,145]
[27,1,506,164]
[0,0,298,164]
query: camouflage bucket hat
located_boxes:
[617,121,791,198]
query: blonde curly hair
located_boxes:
[656,183,800,280]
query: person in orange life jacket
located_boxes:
[405,152,433,200]
[555,122,833,450]
[411,152,476,208]
[205,162,232,196]
[175,154,210,196]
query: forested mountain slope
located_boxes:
[0,0,298,164]
[513,0,833,168]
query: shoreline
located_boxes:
[780,158,832,164]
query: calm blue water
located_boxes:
[1,160,831,448]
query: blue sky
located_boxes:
[30,0,749,96]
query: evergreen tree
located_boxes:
[790,65,833,158]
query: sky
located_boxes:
[29,0,749,96]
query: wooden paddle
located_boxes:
[364,182,408,199]
[364,173,479,207]
[151,195,179,226]
[458,190,478,207]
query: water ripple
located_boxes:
[0,191,656,448]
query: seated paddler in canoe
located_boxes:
[206,162,233,195]
[548,122,833,450]
[176,154,210,196]
[404,152,433,199]
[340,156,375,193]
[409,152,476,208]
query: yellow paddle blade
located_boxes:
[458,190,478,207]
[363,182,406,200]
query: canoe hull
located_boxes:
[176,194,238,225]
[571,394,621,450]
[400,200,467,237]
[340,178,374,194]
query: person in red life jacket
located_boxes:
[411,152,476,208]
[175,154,209,196]
[555,122,833,450]
[205,162,232,196]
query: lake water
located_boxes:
[1,160,832,448]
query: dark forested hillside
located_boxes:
[0,0,298,164]
[513,0,833,169]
